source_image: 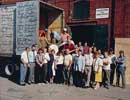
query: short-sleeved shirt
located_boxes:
[64,54,73,66]
[28,50,37,63]
[43,53,50,64]
[21,51,29,64]
[84,53,93,66]
[61,33,70,42]
[93,57,103,72]
[109,54,116,64]
[36,54,44,64]
[55,55,64,65]
[103,57,112,70]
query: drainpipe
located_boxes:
[123,0,126,37]
[110,0,115,49]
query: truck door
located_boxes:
[16,0,39,55]
[0,5,16,56]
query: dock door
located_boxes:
[71,24,108,51]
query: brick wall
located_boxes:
[114,0,130,38]
[124,0,130,37]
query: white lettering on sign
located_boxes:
[0,6,16,55]
[16,1,39,55]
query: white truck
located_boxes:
[0,0,64,83]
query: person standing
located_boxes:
[39,28,50,48]
[73,50,85,87]
[102,52,112,89]
[61,28,71,42]
[20,47,30,86]
[83,42,89,54]
[93,51,103,90]
[109,49,116,85]
[55,51,64,84]
[35,48,45,85]
[28,45,37,84]
[116,50,126,88]
[77,42,83,53]
[42,48,50,84]
[84,47,93,87]
[63,49,73,85]
[72,48,79,85]
[47,49,56,84]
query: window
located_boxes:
[73,0,90,19]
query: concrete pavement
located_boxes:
[0,77,130,100]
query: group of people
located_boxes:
[20,28,127,90]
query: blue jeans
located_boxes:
[116,67,126,88]
[20,64,27,84]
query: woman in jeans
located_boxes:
[116,50,126,88]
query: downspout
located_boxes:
[110,0,115,49]
[123,0,126,37]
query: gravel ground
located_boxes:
[0,77,130,100]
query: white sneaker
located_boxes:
[42,83,45,85]
[38,83,42,85]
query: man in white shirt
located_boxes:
[109,49,116,85]
[43,48,50,83]
[84,47,93,87]
[28,45,37,84]
[103,52,112,89]
[20,47,30,86]
[63,49,73,85]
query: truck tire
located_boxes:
[5,64,15,76]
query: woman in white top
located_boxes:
[93,51,103,90]
[55,51,64,83]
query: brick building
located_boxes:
[1,0,130,83]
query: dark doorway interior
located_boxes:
[71,24,108,51]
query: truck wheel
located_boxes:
[5,64,15,76]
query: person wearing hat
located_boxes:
[93,51,103,90]
[116,50,126,88]
[61,28,71,42]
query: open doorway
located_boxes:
[71,24,108,51]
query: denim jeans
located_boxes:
[110,63,116,85]
[20,64,27,84]
[116,67,126,88]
